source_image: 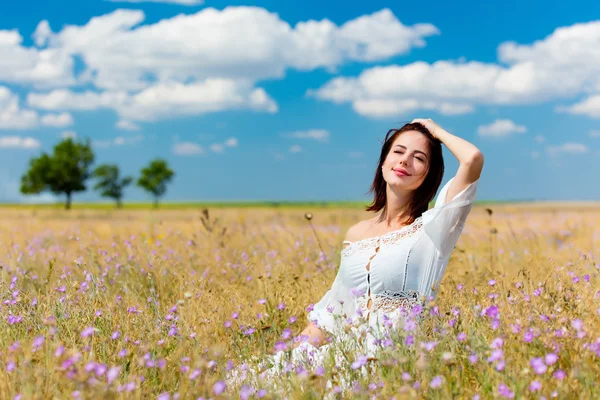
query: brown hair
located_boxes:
[365,123,444,224]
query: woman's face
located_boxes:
[382,130,430,190]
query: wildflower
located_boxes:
[351,355,368,370]
[81,327,95,338]
[240,385,254,400]
[529,380,542,392]
[32,336,45,351]
[553,370,566,380]
[430,376,442,389]
[277,302,285,310]
[189,369,201,380]
[107,367,120,384]
[213,381,226,395]
[530,357,547,374]
[545,353,558,365]
[498,383,515,398]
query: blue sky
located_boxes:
[1,0,599,203]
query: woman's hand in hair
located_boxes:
[411,118,442,139]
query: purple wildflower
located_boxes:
[213,381,226,395]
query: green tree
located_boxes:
[92,164,133,208]
[137,158,174,208]
[20,137,94,210]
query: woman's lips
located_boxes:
[393,168,410,177]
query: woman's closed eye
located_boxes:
[394,150,424,162]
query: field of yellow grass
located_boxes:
[0,203,599,399]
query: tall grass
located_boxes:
[0,205,598,399]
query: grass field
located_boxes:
[0,203,598,399]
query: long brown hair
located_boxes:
[365,123,444,224]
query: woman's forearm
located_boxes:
[434,127,483,166]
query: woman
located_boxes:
[228,118,484,391]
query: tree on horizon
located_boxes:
[137,158,174,208]
[20,137,95,210]
[92,164,133,208]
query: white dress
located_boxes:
[227,176,479,392]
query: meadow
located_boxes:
[0,202,598,399]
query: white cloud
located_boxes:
[0,29,74,88]
[0,135,41,149]
[310,20,600,117]
[545,142,589,156]
[93,134,143,148]
[224,137,238,147]
[210,143,224,153]
[106,0,203,5]
[116,120,140,131]
[283,129,330,142]
[477,119,527,137]
[26,8,436,91]
[61,130,76,139]
[40,112,73,127]
[590,130,600,138]
[173,141,204,155]
[0,86,39,129]
[4,7,437,121]
[289,145,302,153]
[534,135,545,143]
[556,95,600,118]
[28,79,278,122]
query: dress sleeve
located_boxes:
[421,176,479,259]
[306,271,353,335]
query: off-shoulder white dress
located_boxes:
[228,176,479,390]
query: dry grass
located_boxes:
[0,204,598,399]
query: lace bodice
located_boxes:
[307,176,479,334]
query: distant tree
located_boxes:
[92,164,133,208]
[20,137,94,210]
[137,159,174,208]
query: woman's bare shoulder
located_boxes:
[344,218,377,243]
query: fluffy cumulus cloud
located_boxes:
[28,80,277,122]
[477,119,527,137]
[106,0,203,5]
[0,86,75,129]
[310,20,600,118]
[0,135,41,149]
[556,95,600,118]
[174,136,238,156]
[2,7,437,123]
[283,129,330,142]
[173,141,204,156]
[545,142,589,156]
[0,86,39,129]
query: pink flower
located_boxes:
[213,381,226,395]
[530,357,547,375]
[430,376,442,388]
[81,327,95,338]
[351,355,368,370]
[545,353,558,365]
[529,380,542,392]
[498,383,515,398]
[107,366,120,384]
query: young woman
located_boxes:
[228,118,484,390]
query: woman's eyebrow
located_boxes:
[395,144,428,158]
